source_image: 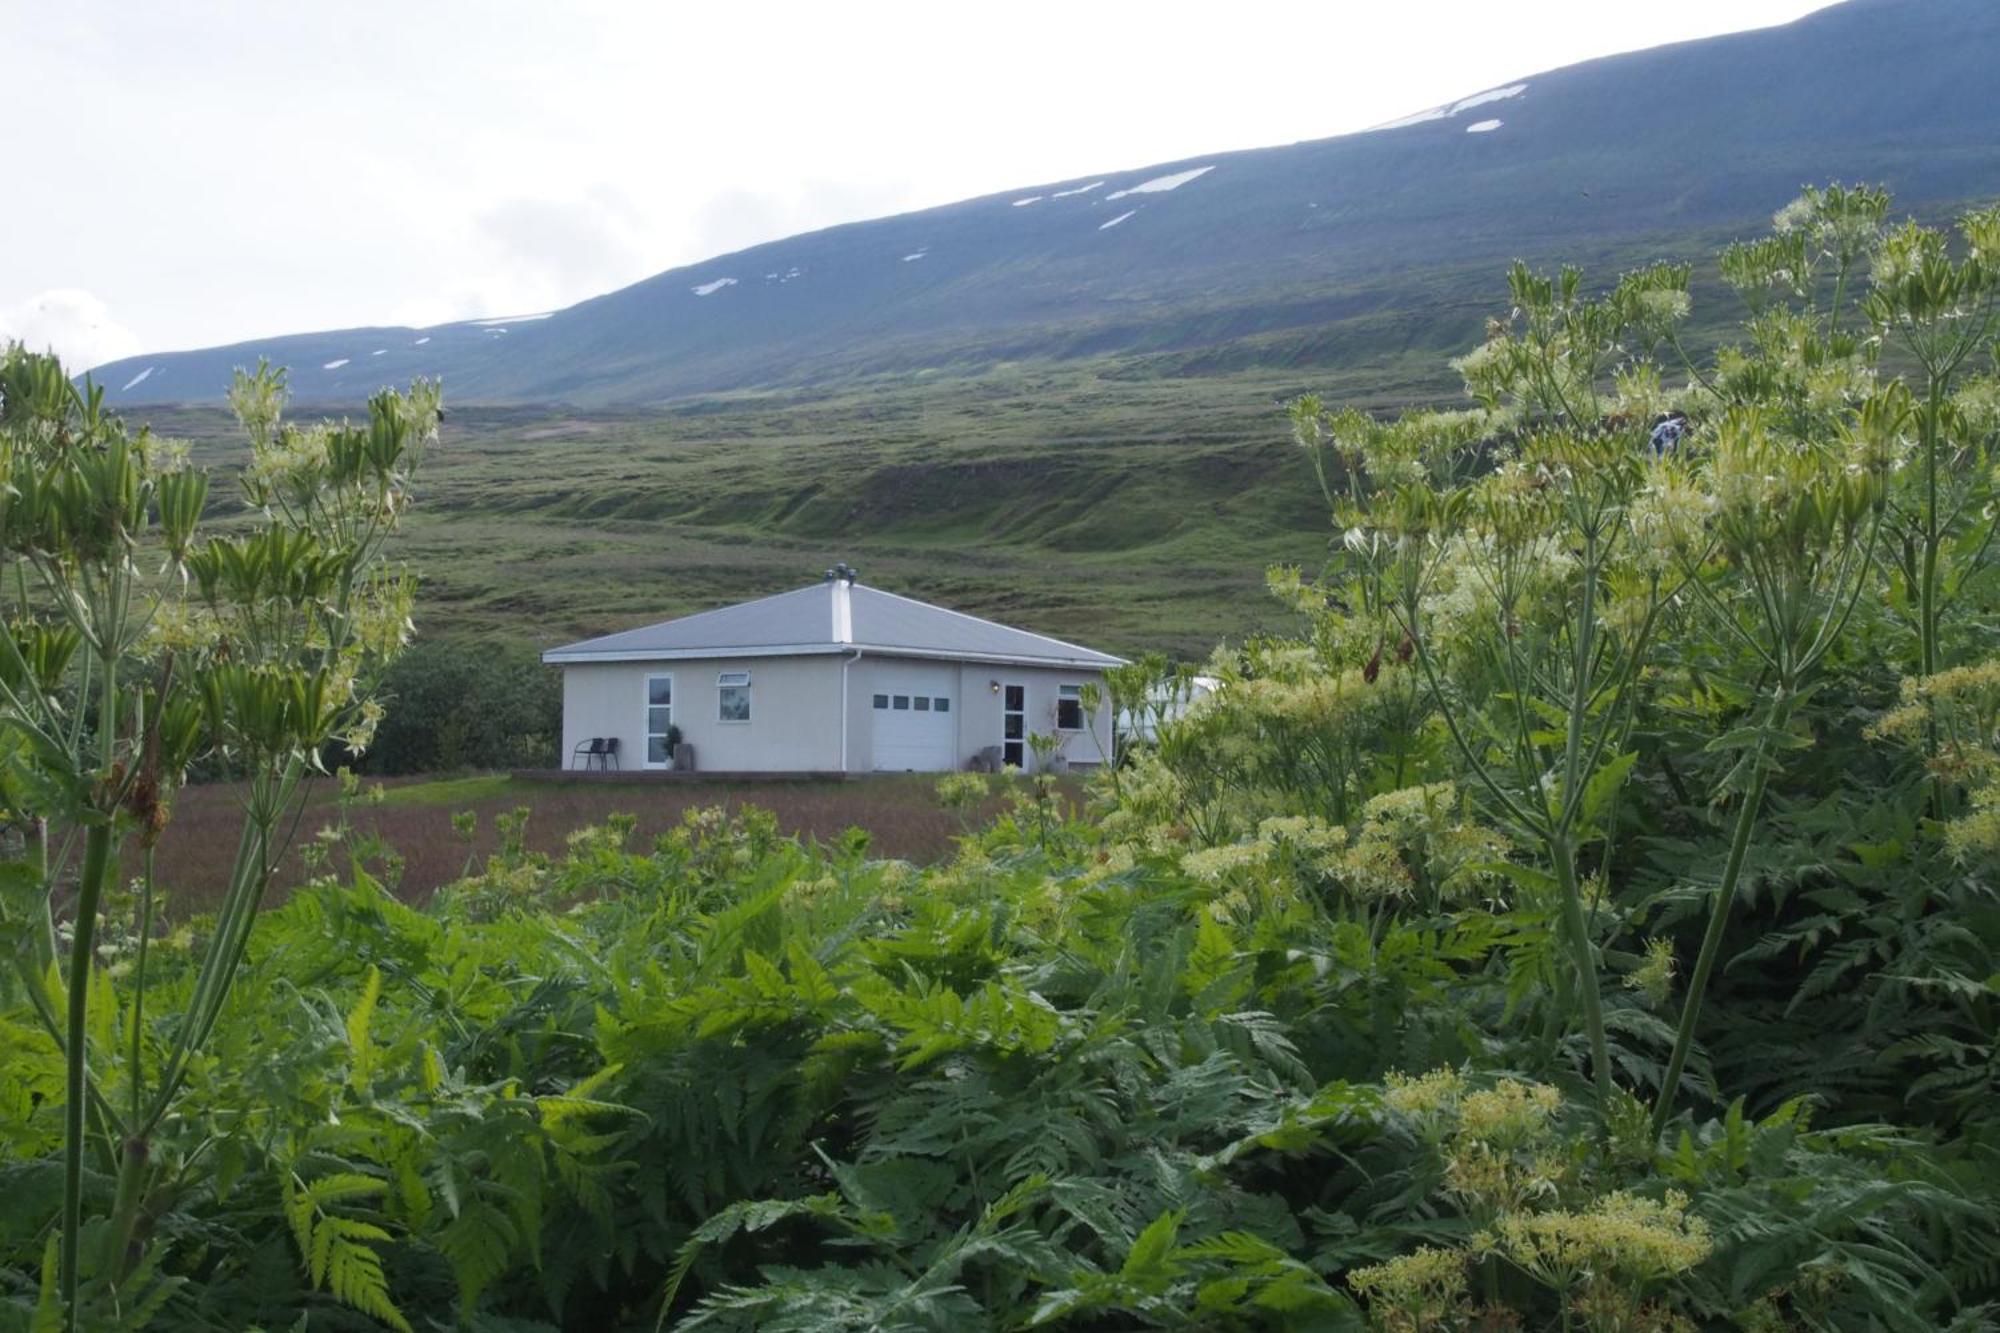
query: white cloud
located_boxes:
[0,289,142,372]
[0,1,1836,356]
[476,192,649,297]
[386,293,483,330]
[686,179,917,262]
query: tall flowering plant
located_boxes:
[1296,261,1699,1116]
[1289,187,1991,1131]
[0,350,434,1328]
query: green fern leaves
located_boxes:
[285,1173,409,1332]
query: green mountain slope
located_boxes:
[148,365,1338,660]
[90,0,2000,408]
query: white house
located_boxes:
[541,566,1123,774]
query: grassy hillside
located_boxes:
[126,211,1876,663]
[146,363,1389,661]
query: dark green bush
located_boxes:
[356,639,562,774]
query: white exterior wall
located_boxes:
[559,653,1114,775]
[949,662,1114,772]
[848,658,1111,772]
[560,655,849,772]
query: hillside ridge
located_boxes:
[87,0,2000,407]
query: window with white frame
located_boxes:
[717,670,751,723]
[1057,683,1085,731]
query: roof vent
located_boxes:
[822,561,859,585]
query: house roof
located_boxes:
[542,579,1125,670]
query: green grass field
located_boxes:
[144,364,1402,662]
[125,218,1810,666]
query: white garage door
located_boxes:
[870,663,957,771]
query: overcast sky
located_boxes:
[3,0,1835,370]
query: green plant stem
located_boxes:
[130,848,154,1124]
[1919,372,1946,822]
[104,1134,149,1283]
[62,600,122,1330]
[1549,832,1613,1114]
[1560,530,1601,810]
[60,818,113,1326]
[1651,687,1792,1136]
[140,755,305,1137]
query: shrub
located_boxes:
[355,638,561,774]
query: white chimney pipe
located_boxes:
[830,572,853,644]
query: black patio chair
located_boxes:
[600,737,620,771]
[571,736,604,770]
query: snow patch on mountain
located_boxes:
[121,367,154,391]
[1053,181,1104,198]
[1012,196,1043,207]
[903,251,928,262]
[1105,167,1213,201]
[1466,119,1503,133]
[691,278,737,296]
[1371,83,1527,131]
[1454,85,1527,112]
[469,312,553,326]
[412,336,431,345]
[323,358,349,370]
[1099,210,1136,230]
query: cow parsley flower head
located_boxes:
[1625,463,1714,571]
[138,434,192,477]
[1499,1190,1713,1287]
[1347,1245,1468,1327]
[145,600,226,653]
[935,771,991,809]
[1456,1078,1562,1148]
[1179,842,1266,883]
[1614,363,1674,422]
[1383,1066,1465,1118]
[1772,195,1817,235]
[1337,835,1414,900]
[1626,936,1678,1008]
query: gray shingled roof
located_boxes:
[542,580,1124,669]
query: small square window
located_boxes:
[873,694,889,709]
[718,670,751,723]
[892,695,909,710]
[934,697,950,713]
[1057,684,1084,731]
[914,696,930,711]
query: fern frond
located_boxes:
[439,1201,518,1314]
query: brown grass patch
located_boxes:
[151,771,1060,912]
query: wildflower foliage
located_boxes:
[4,186,2000,1329]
